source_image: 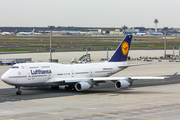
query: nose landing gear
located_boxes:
[16,86,22,95]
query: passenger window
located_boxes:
[11,66,19,69]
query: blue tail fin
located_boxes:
[32,29,35,33]
[108,35,132,62]
[13,30,18,34]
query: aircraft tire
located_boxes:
[65,86,75,91]
[16,91,22,95]
[51,86,59,90]
[55,86,59,90]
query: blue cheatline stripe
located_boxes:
[108,35,132,62]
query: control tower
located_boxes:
[154,19,159,32]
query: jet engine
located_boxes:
[75,82,91,91]
[115,79,130,89]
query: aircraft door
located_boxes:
[48,74,51,79]
[71,70,74,77]
[90,69,93,76]
[28,73,31,80]
[112,68,115,74]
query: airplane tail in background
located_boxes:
[32,29,35,33]
[13,30,18,34]
[108,35,132,62]
[145,30,149,34]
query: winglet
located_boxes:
[171,72,178,77]
[108,35,132,62]
[165,72,178,79]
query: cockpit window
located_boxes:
[11,66,19,69]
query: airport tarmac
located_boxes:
[0,50,180,120]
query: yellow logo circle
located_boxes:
[121,42,129,55]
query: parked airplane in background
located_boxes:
[33,32,42,35]
[1,32,11,35]
[1,35,173,95]
[148,31,163,36]
[0,30,18,35]
[18,29,35,35]
[136,30,148,36]
[136,30,163,36]
[164,33,172,36]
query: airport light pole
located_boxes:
[106,47,109,61]
[122,25,128,38]
[163,27,168,59]
[179,45,180,56]
[106,46,111,61]
[86,48,88,62]
[48,26,55,62]
[84,47,90,62]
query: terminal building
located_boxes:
[0,58,32,65]
[80,28,138,35]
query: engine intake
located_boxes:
[75,82,91,91]
[115,79,130,89]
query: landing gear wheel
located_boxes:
[16,86,22,95]
[51,86,59,90]
[16,91,22,95]
[65,86,69,90]
[55,86,59,90]
[65,85,75,91]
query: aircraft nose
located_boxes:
[1,73,7,82]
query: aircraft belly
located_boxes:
[14,82,47,87]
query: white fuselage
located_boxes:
[1,62,129,87]
[1,32,12,35]
[18,32,32,35]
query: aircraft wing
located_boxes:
[45,72,177,86]
[44,72,177,91]
[93,76,167,81]
[129,62,152,67]
[118,63,152,68]
[46,73,176,83]
[93,72,177,81]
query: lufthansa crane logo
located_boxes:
[121,41,129,55]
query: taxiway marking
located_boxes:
[54,102,180,120]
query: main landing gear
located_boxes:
[16,86,22,95]
[51,86,59,90]
[65,85,75,91]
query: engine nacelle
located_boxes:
[75,82,91,91]
[115,79,130,89]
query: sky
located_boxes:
[1,0,180,28]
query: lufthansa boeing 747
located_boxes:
[1,35,174,95]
